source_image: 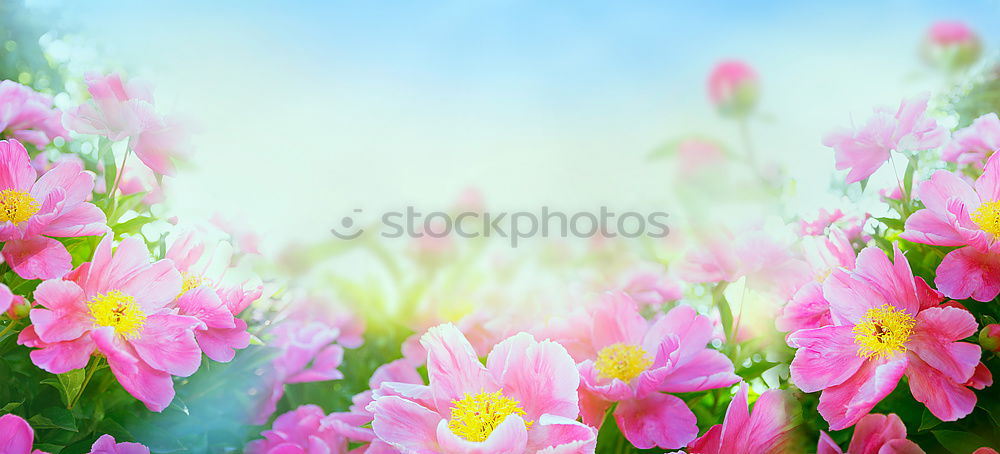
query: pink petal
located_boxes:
[817,432,844,454]
[900,209,967,247]
[29,159,94,207]
[2,236,72,280]
[0,413,36,454]
[934,247,1000,302]
[369,395,441,452]
[39,203,107,238]
[29,279,90,343]
[196,318,251,363]
[421,323,496,412]
[905,354,977,422]
[530,414,598,454]
[577,360,634,402]
[89,434,150,454]
[176,287,234,329]
[656,349,739,393]
[117,259,183,313]
[128,313,204,377]
[642,305,712,363]
[817,357,907,430]
[908,306,980,383]
[26,335,96,374]
[485,332,580,421]
[880,439,926,454]
[916,170,980,215]
[788,325,865,393]
[823,268,892,326]
[590,292,646,348]
[777,281,833,333]
[92,327,176,412]
[436,415,529,453]
[975,149,1000,201]
[846,413,907,454]
[0,139,37,192]
[614,393,697,449]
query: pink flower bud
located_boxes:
[922,21,981,71]
[980,324,1000,352]
[707,60,759,118]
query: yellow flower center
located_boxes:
[0,189,40,224]
[88,290,146,339]
[853,304,915,360]
[179,272,208,297]
[595,343,653,382]
[971,200,1000,238]
[447,390,532,442]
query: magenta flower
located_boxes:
[778,228,857,333]
[788,244,990,429]
[681,383,795,454]
[817,413,922,454]
[17,235,203,412]
[246,405,352,454]
[0,80,68,148]
[0,414,147,454]
[576,293,738,449]
[942,113,1000,167]
[823,95,947,184]
[0,139,106,279]
[901,152,1000,301]
[368,323,597,453]
[64,73,188,175]
[707,60,759,117]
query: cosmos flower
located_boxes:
[368,323,597,453]
[0,139,106,280]
[823,95,946,184]
[17,235,203,412]
[681,383,795,454]
[817,413,922,454]
[788,244,990,429]
[901,152,1000,301]
[0,80,68,148]
[575,293,738,449]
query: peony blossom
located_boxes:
[0,80,68,149]
[575,293,739,449]
[788,244,991,429]
[680,383,794,454]
[0,413,147,454]
[817,413,922,454]
[246,405,352,454]
[707,60,759,117]
[0,139,106,279]
[777,227,857,333]
[823,95,947,184]
[17,235,204,412]
[922,20,981,71]
[368,323,597,453]
[901,152,1000,301]
[942,113,1000,166]
[64,73,188,175]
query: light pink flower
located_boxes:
[788,244,991,429]
[682,383,794,454]
[901,152,1000,301]
[942,113,1000,166]
[285,295,365,349]
[253,320,345,425]
[576,293,738,449]
[707,60,759,117]
[210,213,261,255]
[246,405,352,454]
[0,80,68,149]
[369,323,597,453]
[0,413,147,454]
[64,73,188,175]
[0,139,107,279]
[823,95,947,184]
[17,235,203,412]
[778,228,857,333]
[922,21,981,71]
[817,413,922,454]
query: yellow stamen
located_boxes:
[595,343,653,382]
[179,272,208,297]
[448,390,532,442]
[971,200,1000,238]
[88,290,146,339]
[0,189,40,224]
[853,304,915,360]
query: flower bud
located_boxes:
[980,324,1000,353]
[922,21,981,72]
[707,60,759,118]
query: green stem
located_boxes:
[0,319,16,339]
[69,356,103,409]
[108,147,132,205]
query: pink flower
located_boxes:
[576,293,738,449]
[210,213,262,255]
[823,95,947,184]
[778,228,857,333]
[707,60,759,117]
[0,80,68,148]
[17,235,203,412]
[788,244,990,429]
[252,320,345,425]
[64,73,188,175]
[942,113,1000,167]
[901,152,1000,301]
[166,230,261,362]
[816,413,922,454]
[682,383,795,454]
[246,405,352,454]
[0,414,147,454]
[0,139,106,279]
[922,21,981,71]
[368,323,597,453]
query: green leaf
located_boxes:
[28,406,77,431]
[111,216,155,238]
[918,408,941,431]
[57,368,87,408]
[110,191,148,222]
[737,359,779,380]
[931,430,989,454]
[875,217,905,230]
[0,401,22,412]
[903,156,916,199]
[100,138,116,204]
